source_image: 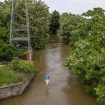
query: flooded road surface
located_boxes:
[0,35,99,105]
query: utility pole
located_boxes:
[10,0,31,50]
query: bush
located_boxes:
[9,59,37,74]
[0,40,5,61]
[2,44,16,61]
[95,84,105,105]
[84,85,96,96]
[0,40,16,62]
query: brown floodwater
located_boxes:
[0,35,99,105]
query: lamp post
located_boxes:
[15,42,19,57]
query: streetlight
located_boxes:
[15,42,19,57]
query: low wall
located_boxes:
[0,74,35,99]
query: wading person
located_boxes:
[45,75,50,86]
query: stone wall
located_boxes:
[0,74,35,99]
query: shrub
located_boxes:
[9,59,37,74]
[0,40,16,62]
[95,84,105,105]
[0,40,5,61]
[2,44,16,61]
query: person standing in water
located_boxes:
[45,75,50,86]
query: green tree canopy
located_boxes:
[0,0,11,43]
[59,12,84,40]
[49,10,60,34]
[63,7,105,105]
[28,0,50,49]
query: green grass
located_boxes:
[0,66,26,86]
[18,50,26,56]
[0,59,37,86]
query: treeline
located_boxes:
[0,0,16,61]
[0,0,60,61]
[59,8,105,105]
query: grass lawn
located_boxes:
[0,59,37,86]
[0,66,26,86]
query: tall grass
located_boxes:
[0,66,26,86]
[0,59,37,86]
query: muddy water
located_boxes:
[0,35,99,105]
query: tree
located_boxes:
[0,0,16,62]
[63,7,105,105]
[3,0,50,49]
[28,0,50,49]
[49,10,60,34]
[0,0,11,43]
[59,12,84,40]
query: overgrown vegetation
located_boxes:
[49,10,60,34]
[0,0,16,62]
[28,0,50,49]
[0,40,16,61]
[0,59,37,86]
[9,59,37,74]
[1,0,105,104]
[59,12,84,40]
[61,8,105,105]
[0,0,10,44]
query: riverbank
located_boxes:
[0,73,35,99]
[0,59,37,99]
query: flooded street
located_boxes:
[0,35,99,105]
